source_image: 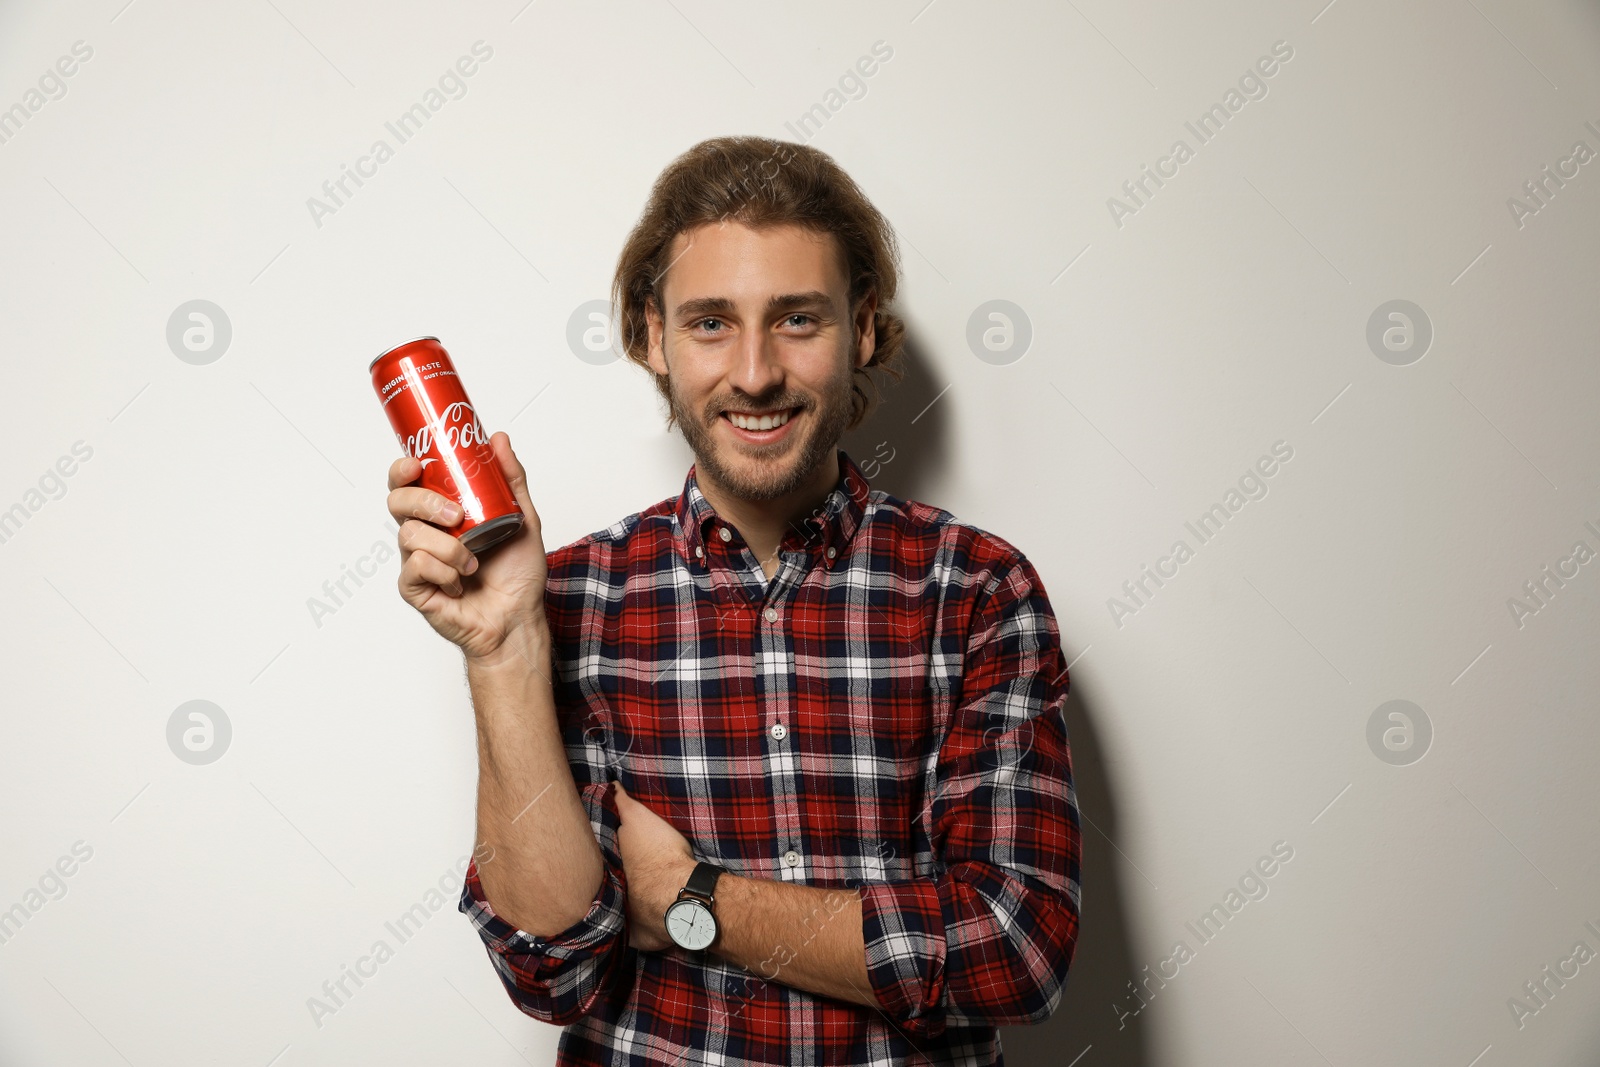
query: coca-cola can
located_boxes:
[369,337,524,557]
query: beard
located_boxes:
[667,355,855,502]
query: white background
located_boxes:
[1,2,1597,1065]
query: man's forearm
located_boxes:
[708,872,877,1010]
[467,622,604,938]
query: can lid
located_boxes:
[368,336,440,372]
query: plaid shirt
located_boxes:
[459,449,1081,1065]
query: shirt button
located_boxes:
[825,547,836,560]
[763,607,778,623]
[783,849,801,868]
[694,545,704,558]
[769,722,787,741]
[719,527,732,542]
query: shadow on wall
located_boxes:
[1001,692,1151,1067]
[843,336,1152,1067]
[839,332,951,508]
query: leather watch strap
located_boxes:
[685,860,723,900]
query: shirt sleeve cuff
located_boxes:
[858,876,948,1029]
[459,853,627,963]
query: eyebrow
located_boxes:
[673,290,836,321]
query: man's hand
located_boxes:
[386,430,551,667]
[613,781,698,953]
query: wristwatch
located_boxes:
[664,861,724,951]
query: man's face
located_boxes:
[645,220,875,502]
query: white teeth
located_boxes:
[729,409,792,431]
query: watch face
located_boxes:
[665,898,717,951]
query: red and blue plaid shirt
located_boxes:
[459,449,1081,1065]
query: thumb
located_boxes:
[492,431,535,520]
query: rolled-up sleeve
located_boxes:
[858,551,1082,1038]
[458,765,632,1024]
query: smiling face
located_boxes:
[645,220,876,503]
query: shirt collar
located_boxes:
[676,449,872,571]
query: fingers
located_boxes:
[386,455,420,491]
[387,484,463,530]
[386,455,463,525]
[400,546,469,599]
[398,518,478,580]
[389,436,533,535]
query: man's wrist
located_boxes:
[464,617,553,679]
[661,854,703,935]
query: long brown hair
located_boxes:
[611,136,907,430]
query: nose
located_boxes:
[729,328,783,399]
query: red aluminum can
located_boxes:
[369,337,524,557]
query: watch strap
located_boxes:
[685,860,723,901]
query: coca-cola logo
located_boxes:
[396,401,488,468]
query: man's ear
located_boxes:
[853,290,879,370]
[645,297,668,377]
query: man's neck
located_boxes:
[696,449,842,580]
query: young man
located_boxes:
[384,136,1081,1065]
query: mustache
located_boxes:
[710,397,809,417]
